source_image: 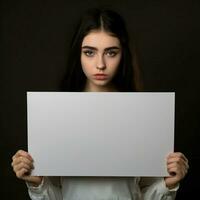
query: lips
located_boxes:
[93,74,108,80]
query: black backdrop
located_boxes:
[1,0,200,199]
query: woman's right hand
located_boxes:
[11,150,43,187]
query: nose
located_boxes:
[96,54,106,71]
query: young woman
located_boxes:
[11,8,189,200]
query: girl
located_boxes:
[11,8,189,200]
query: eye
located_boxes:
[83,50,95,57]
[105,50,118,57]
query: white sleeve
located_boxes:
[139,177,179,200]
[26,177,63,200]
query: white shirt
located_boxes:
[27,176,178,200]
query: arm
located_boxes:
[11,150,62,200]
[164,152,189,189]
[139,177,178,200]
[26,176,62,200]
[139,152,189,200]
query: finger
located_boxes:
[167,165,186,179]
[16,168,29,179]
[167,157,189,173]
[167,155,189,168]
[167,162,178,170]
[167,159,185,171]
[167,157,183,164]
[167,164,184,175]
[167,152,188,163]
[12,156,34,167]
[13,162,34,173]
[167,159,189,173]
[16,150,33,161]
[167,164,178,172]
[13,150,33,161]
[167,157,187,167]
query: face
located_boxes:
[81,30,122,92]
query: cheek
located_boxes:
[107,55,121,71]
[81,56,94,75]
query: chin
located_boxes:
[93,80,109,86]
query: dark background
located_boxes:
[1,0,200,199]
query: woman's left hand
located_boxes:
[164,152,189,189]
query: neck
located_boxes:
[83,82,118,92]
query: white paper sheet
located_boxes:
[27,92,175,176]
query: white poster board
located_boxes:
[27,92,175,176]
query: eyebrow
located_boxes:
[82,46,120,51]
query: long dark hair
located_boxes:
[61,8,141,92]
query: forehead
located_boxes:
[82,30,120,47]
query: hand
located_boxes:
[11,150,43,187]
[164,152,189,189]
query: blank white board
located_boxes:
[27,92,175,176]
